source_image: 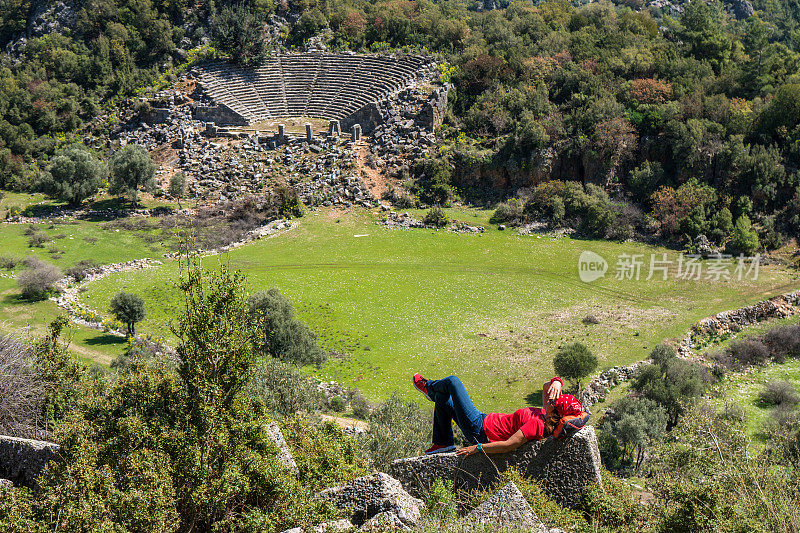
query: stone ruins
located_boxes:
[111,52,448,207]
[193,53,442,133]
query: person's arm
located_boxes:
[456,429,527,457]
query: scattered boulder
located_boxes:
[314,519,354,532]
[391,427,602,509]
[280,521,354,533]
[266,422,299,475]
[318,472,423,527]
[0,479,12,488]
[0,435,60,488]
[360,511,411,531]
[728,0,754,19]
[465,482,546,532]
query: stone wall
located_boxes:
[390,426,602,509]
[0,436,59,488]
[580,361,650,409]
[194,104,250,126]
[680,290,800,356]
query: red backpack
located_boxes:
[552,394,589,439]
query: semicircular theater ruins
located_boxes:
[193,52,446,133]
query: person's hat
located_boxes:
[555,394,584,417]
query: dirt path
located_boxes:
[354,144,391,201]
[320,414,369,431]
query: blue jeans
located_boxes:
[427,375,488,446]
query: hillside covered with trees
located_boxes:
[1,0,800,251]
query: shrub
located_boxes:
[0,255,19,270]
[247,357,325,417]
[728,215,760,255]
[65,259,100,282]
[360,392,431,471]
[27,232,47,248]
[763,325,800,361]
[634,344,706,429]
[247,289,326,367]
[423,206,449,227]
[350,390,371,419]
[490,199,525,226]
[16,258,62,300]
[553,342,598,392]
[169,172,186,207]
[759,380,800,407]
[0,335,46,438]
[109,292,146,337]
[329,395,345,412]
[725,339,770,369]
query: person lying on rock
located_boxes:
[412,373,586,456]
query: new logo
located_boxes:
[578,251,607,282]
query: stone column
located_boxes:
[277,124,285,145]
[352,124,361,142]
[328,119,341,137]
[305,123,313,143]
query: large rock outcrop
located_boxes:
[266,422,299,475]
[465,481,546,532]
[318,472,423,527]
[390,426,602,508]
[0,435,60,488]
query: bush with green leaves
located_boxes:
[599,396,667,472]
[553,342,598,392]
[490,199,525,226]
[247,288,326,367]
[168,172,186,207]
[329,395,346,413]
[727,215,760,255]
[40,144,106,205]
[0,260,358,532]
[16,258,62,300]
[246,356,325,417]
[633,345,706,429]
[109,144,156,205]
[759,380,800,407]
[360,392,431,471]
[423,206,449,227]
[648,402,798,533]
[109,292,146,337]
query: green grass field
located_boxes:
[0,194,176,363]
[76,208,800,412]
[700,314,800,438]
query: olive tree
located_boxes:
[553,342,598,393]
[110,292,146,337]
[247,288,326,366]
[109,144,156,205]
[41,144,106,205]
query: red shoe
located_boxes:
[424,444,456,455]
[413,373,432,401]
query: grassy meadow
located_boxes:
[0,193,177,364]
[75,208,800,412]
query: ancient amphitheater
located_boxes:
[194,53,437,129]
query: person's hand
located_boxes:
[547,380,562,402]
[456,445,477,457]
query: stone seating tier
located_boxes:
[196,53,435,125]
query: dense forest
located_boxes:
[1,0,800,249]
